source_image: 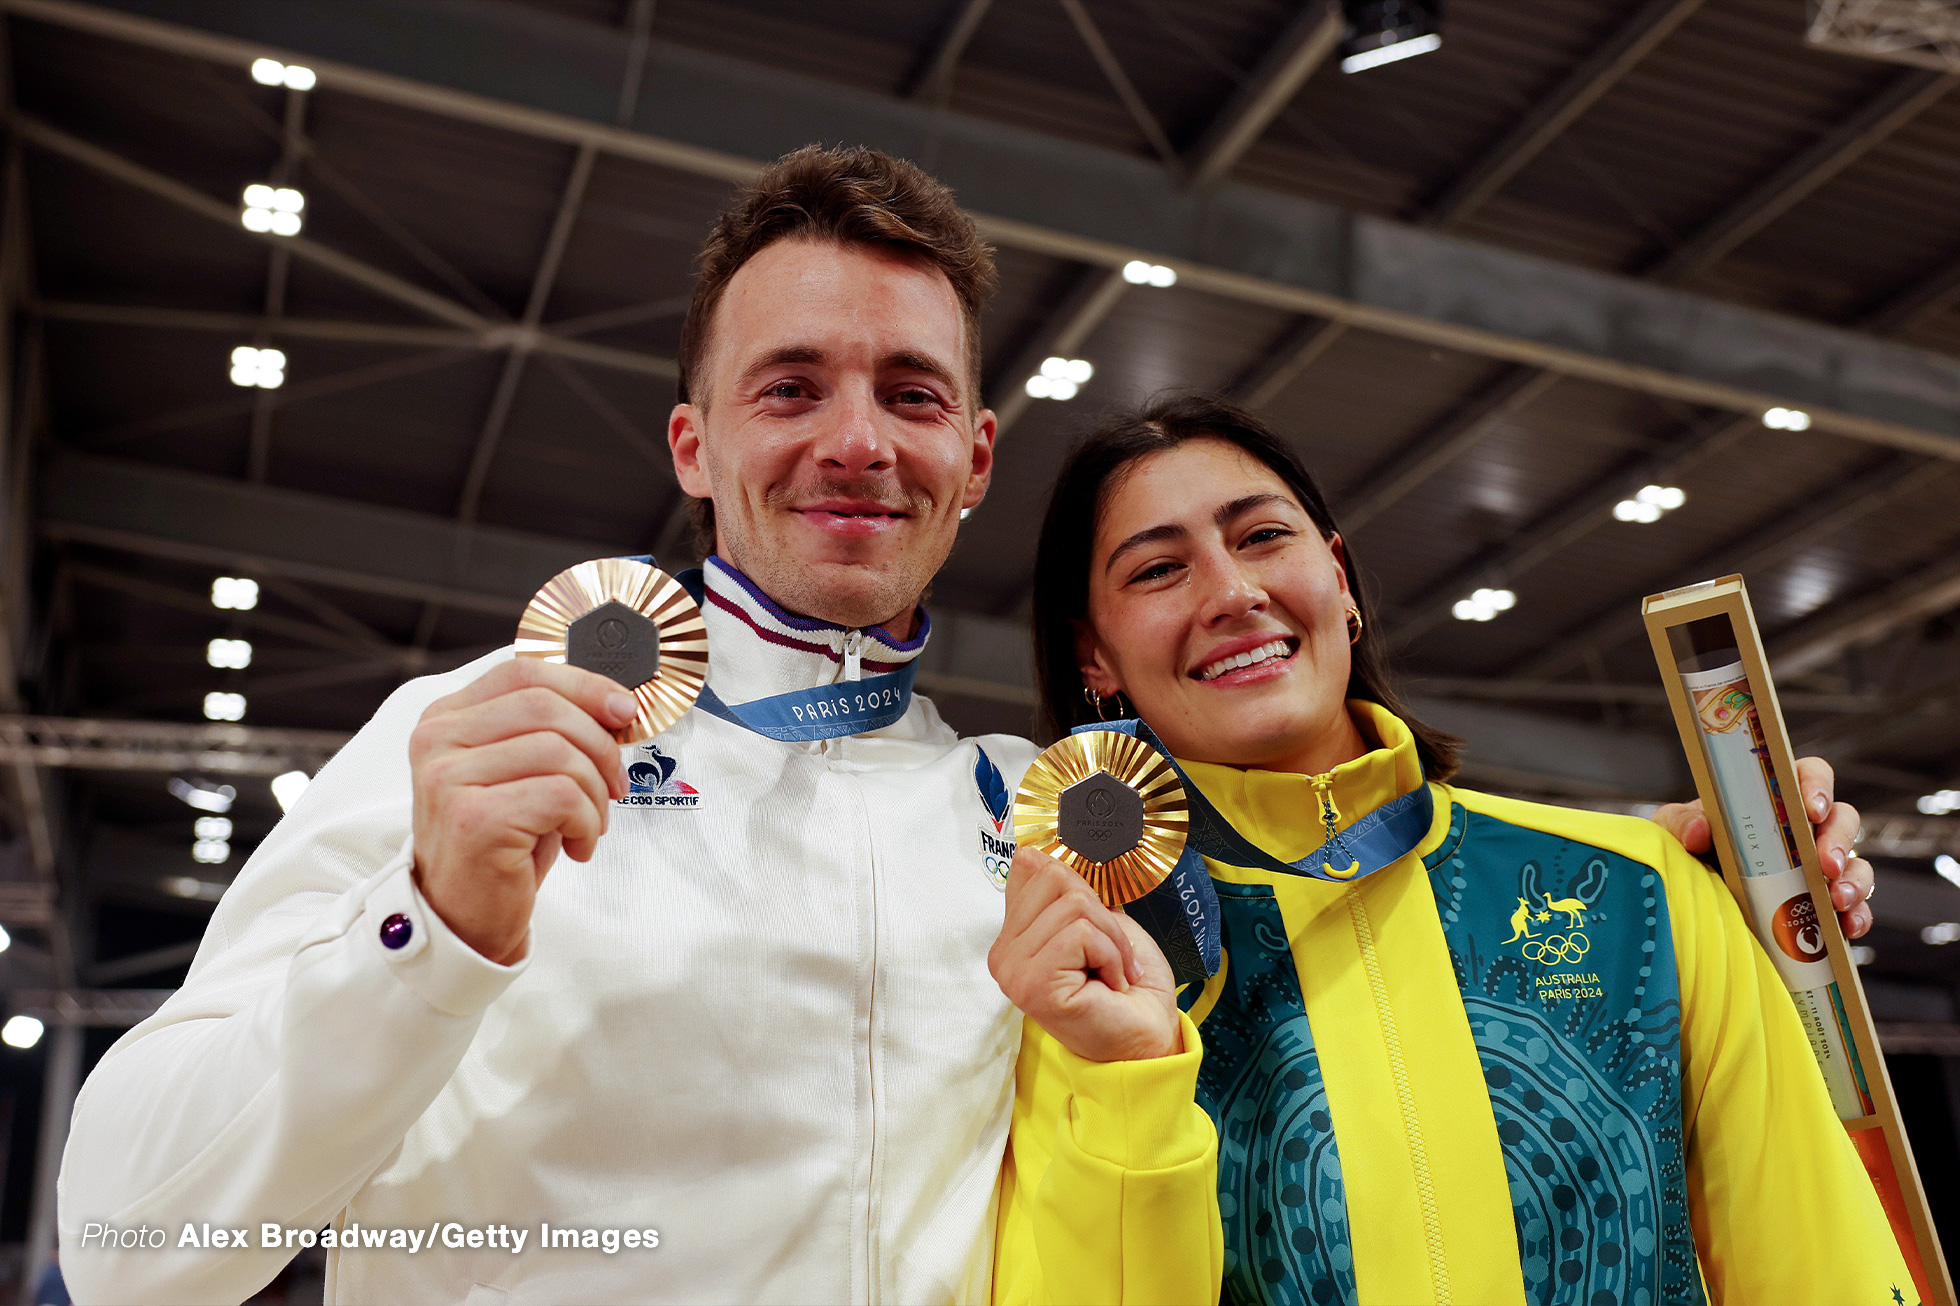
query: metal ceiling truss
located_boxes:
[905,0,996,103]
[41,453,605,616]
[987,266,1128,437]
[8,116,677,382]
[1808,0,1960,72]
[7,0,1957,464]
[1422,0,1709,229]
[1646,66,1957,284]
[0,714,350,776]
[1183,0,1343,191]
[1058,0,1182,175]
[1226,316,1348,410]
[1514,454,1940,680]
[1377,49,1957,666]
[1384,414,1760,650]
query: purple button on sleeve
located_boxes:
[379,912,413,950]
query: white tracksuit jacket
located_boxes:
[58,557,1040,1306]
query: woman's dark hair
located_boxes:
[1031,392,1462,782]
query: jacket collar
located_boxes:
[1178,700,1430,866]
[698,554,930,706]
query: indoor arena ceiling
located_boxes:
[2,0,1959,989]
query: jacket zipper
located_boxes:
[1309,771,1361,877]
[852,772,882,1305]
[843,629,864,682]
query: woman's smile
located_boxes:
[1190,634,1298,683]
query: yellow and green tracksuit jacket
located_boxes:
[992,1008,1224,1305]
[1004,699,1913,1306]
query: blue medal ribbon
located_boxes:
[1057,717,1429,987]
[667,566,919,743]
[1072,718,1433,884]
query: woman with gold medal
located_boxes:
[988,394,1914,1306]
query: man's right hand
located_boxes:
[409,659,635,965]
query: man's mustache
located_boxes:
[765,478,933,514]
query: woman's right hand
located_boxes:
[988,846,1182,1063]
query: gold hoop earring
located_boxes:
[1345,605,1363,645]
[1083,685,1127,722]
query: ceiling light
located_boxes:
[207,638,253,669]
[1917,789,1960,816]
[1849,945,1876,966]
[249,59,315,90]
[0,923,11,956]
[1339,0,1443,73]
[1452,587,1515,622]
[1921,922,1960,945]
[192,839,230,864]
[211,577,259,611]
[229,346,285,390]
[1763,406,1812,431]
[194,816,233,841]
[1613,485,1685,524]
[2,1015,42,1050]
[161,875,226,903]
[240,184,304,237]
[1121,260,1176,287]
[1026,357,1093,401]
[1042,356,1094,384]
[1936,854,1960,889]
[1637,485,1687,510]
[168,777,235,813]
[203,691,247,722]
[271,770,312,813]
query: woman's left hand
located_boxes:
[1651,755,1875,937]
[988,846,1183,1063]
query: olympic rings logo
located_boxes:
[1520,931,1590,964]
[984,856,1011,888]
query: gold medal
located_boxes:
[515,559,708,743]
[1013,731,1189,907]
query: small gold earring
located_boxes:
[1345,605,1363,645]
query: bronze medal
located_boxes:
[1013,731,1189,907]
[515,559,708,742]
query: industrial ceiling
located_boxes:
[0,0,1958,1028]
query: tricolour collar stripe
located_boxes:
[702,587,908,673]
[705,555,928,662]
[676,567,920,742]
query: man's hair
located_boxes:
[678,145,999,559]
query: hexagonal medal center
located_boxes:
[565,599,660,689]
[1057,770,1144,862]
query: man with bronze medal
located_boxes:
[60,143,1879,1306]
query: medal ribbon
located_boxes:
[663,566,918,743]
[1072,718,1433,884]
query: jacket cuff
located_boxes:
[1059,1009,1208,1170]
[356,854,527,1019]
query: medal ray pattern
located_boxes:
[1014,732,1189,907]
[516,559,709,743]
